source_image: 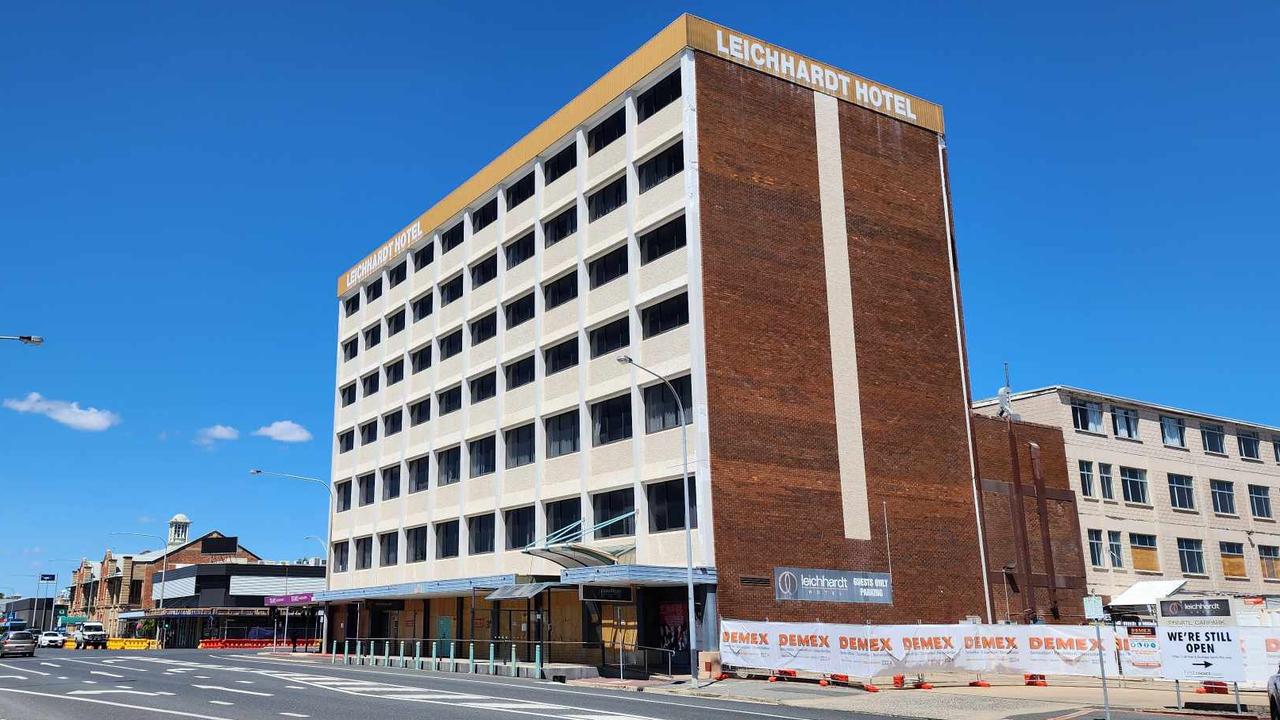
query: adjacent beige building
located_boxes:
[975,386,1280,600]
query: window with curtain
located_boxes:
[593,488,635,538]
[643,375,692,434]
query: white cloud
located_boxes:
[252,420,313,443]
[2,392,121,432]
[195,424,239,446]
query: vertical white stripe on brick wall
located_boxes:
[812,92,871,541]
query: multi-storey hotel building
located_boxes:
[319,15,1088,670]
[976,386,1280,602]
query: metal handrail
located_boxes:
[339,637,678,678]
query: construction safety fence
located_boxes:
[720,619,1280,684]
[198,639,320,650]
[62,638,158,650]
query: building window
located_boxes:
[365,278,383,302]
[544,144,577,184]
[644,375,692,434]
[359,420,378,445]
[1274,437,1280,463]
[588,176,627,221]
[354,537,372,570]
[505,173,534,210]
[1166,474,1194,510]
[385,359,404,386]
[637,141,683,193]
[591,394,632,446]
[639,217,686,264]
[437,447,461,487]
[332,542,349,572]
[1120,467,1148,504]
[335,480,352,512]
[1087,529,1104,567]
[505,506,535,550]
[361,371,380,398]
[469,435,496,477]
[505,423,535,468]
[505,293,535,328]
[1078,461,1094,498]
[1071,398,1103,433]
[1099,463,1114,500]
[439,329,463,359]
[340,383,356,407]
[413,243,434,271]
[1220,541,1246,577]
[1239,430,1261,460]
[468,514,495,555]
[338,429,354,454]
[1108,530,1123,567]
[1201,423,1226,454]
[472,198,498,232]
[435,520,459,559]
[587,108,625,155]
[470,372,497,403]
[1211,479,1236,515]
[342,336,358,362]
[544,271,578,308]
[1250,484,1272,519]
[379,531,398,566]
[440,274,464,305]
[471,253,498,288]
[1177,538,1205,575]
[388,261,407,288]
[589,318,629,358]
[357,473,375,506]
[643,293,688,338]
[1130,533,1158,571]
[412,293,433,322]
[1261,545,1280,580]
[410,397,430,426]
[544,337,579,374]
[471,312,497,345]
[648,477,696,532]
[343,294,360,317]
[363,324,381,350]
[636,70,681,122]
[381,465,401,501]
[408,456,429,493]
[505,232,534,269]
[588,246,628,289]
[407,526,428,563]
[546,409,580,458]
[438,386,462,415]
[505,356,535,390]
[441,222,464,253]
[1161,416,1186,447]
[593,488,635,538]
[543,207,578,247]
[411,344,432,373]
[1112,406,1139,439]
[383,409,402,437]
[547,497,581,536]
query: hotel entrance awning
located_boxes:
[484,582,561,601]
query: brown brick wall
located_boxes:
[695,52,988,624]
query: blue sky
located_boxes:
[1,2,1277,589]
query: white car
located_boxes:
[38,631,65,648]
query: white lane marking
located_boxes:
[461,702,568,710]
[0,687,234,718]
[286,685,306,689]
[91,670,124,678]
[69,689,171,697]
[195,675,211,679]
[57,676,68,679]
[192,684,274,697]
[209,700,234,706]
[234,679,255,684]
[279,714,310,718]
[117,685,133,689]
[0,675,26,680]
[40,662,61,667]
[0,663,47,676]
[82,680,97,684]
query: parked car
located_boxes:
[38,631,65,648]
[0,631,36,657]
[1269,666,1280,720]
[73,622,108,649]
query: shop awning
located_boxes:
[314,574,517,603]
[524,544,631,568]
[562,565,718,586]
[485,582,560,601]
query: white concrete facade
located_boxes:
[328,54,713,594]
[975,386,1280,599]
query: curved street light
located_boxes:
[109,531,168,647]
[0,335,43,346]
[251,469,333,650]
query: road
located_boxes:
[0,648,882,720]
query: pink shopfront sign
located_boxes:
[264,593,314,607]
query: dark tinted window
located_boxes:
[639,217,686,264]
[344,294,360,317]
[383,409,402,436]
[644,375,692,433]
[471,254,498,287]
[468,513,495,554]
[335,480,352,511]
[470,312,497,345]
[544,207,578,246]
[469,435,496,477]
[505,232,534,268]
[381,465,401,499]
[363,324,381,349]
[648,477,696,531]
[340,383,356,407]
[638,142,683,193]
[410,398,430,426]
[413,243,434,271]
[358,473,375,505]
[546,409,580,458]
[435,520,459,558]
[505,423,535,468]
[407,526,428,562]
[441,222,464,253]
[547,497,581,535]
[411,344,432,373]
[360,420,378,445]
[544,337,579,374]
[438,386,462,414]
[590,317,629,358]
[472,198,498,232]
[544,271,578,309]
[505,506,536,549]
[505,356,535,389]
[437,447,461,486]
[439,329,463,359]
[593,488,635,538]
[388,261,407,288]
[342,337,358,361]
[385,359,404,385]
[440,275,464,305]
[387,309,405,336]
[589,246,628,288]
[587,108,625,155]
[544,144,577,184]
[505,173,534,209]
[642,293,688,338]
[591,394,632,446]
[338,429,354,453]
[470,371,497,403]
[361,371,379,397]
[588,177,626,221]
[365,278,383,302]
[412,293,433,321]
[636,70,681,122]
[505,293,535,328]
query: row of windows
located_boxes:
[1071,398,1280,462]
[1087,529,1280,580]
[330,476,695,571]
[335,377,693,485]
[340,217,689,364]
[1078,459,1274,518]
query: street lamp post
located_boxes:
[251,469,332,651]
[110,531,168,647]
[616,355,699,686]
[0,335,43,346]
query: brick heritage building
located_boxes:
[320,14,1088,673]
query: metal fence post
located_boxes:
[356,640,363,666]
[343,640,349,665]
[331,640,337,664]
[510,643,517,677]
[448,639,455,672]
[535,643,542,680]
[399,640,405,668]
[415,640,421,670]
[383,639,389,667]
[468,642,475,673]
[431,640,438,671]
[489,642,495,675]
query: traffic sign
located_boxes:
[1158,625,1244,681]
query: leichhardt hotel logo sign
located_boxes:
[342,220,423,294]
[774,567,893,604]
